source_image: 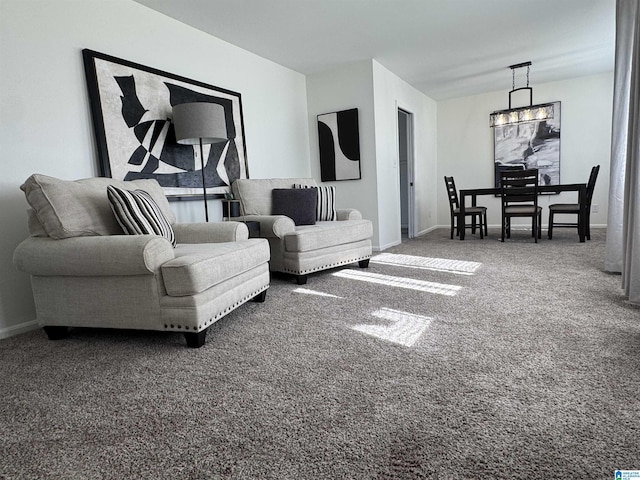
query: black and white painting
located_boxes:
[317,108,361,181]
[83,49,248,198]
[494,101,561,189]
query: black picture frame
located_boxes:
[82,49,249,199]
[317,108,361,181]
[493,101,561,192]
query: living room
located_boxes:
[2,0,638,477]
[0,0,617,339]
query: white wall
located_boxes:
[306,61,380,246]
[437,72,613,229]
[372,61,438,248]
[0,0,310,337]
[306,60,438,250]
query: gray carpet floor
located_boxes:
[1,228,639,479]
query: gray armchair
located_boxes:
[231,178,373,284]
[13,174,270,348]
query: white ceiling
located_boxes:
[134,0,616,100]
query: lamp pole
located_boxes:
[199,138,209,222]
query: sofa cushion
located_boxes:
[107,186,176,247]
[161,239,270,296]
[232,178,318,216]
[26,209,47,237]
[272,188,317,226]
[21,174,176,239]
[293,184,337,221]
[284,219,373,252]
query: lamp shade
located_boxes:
[172,102,228,145]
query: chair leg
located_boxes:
[586,210,591,240]
[43,326,69,340]
[484,212,488,235]
[478,213,484,239]
[538,213,542,239]
[184,329,207,348]
[252,289,267,302]
[532,215,541,238]
[450,215,454,239]
[548,211,554,239]
[501,217,505,242]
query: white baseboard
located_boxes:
[378,223,605,247]
[374,239,402,252]
[492,223,608,232]
[414,225,439,237]
[0,319,39,340]
[428,224,608,232]
[376,226,450,250]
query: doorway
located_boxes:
[398,108,415,238]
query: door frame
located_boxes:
[397,107,416,238]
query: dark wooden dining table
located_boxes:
[458,183,588,241]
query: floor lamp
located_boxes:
[172,102,228,222]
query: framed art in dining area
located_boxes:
[82,49,249,199]
[493,101,561,190]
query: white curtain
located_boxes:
[605,0,640,305]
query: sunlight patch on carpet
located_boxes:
[371,253,481,275]
[333,269,461,296]
[352,308,432,347]
[293,288,343,299]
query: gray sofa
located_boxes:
[13,174,270,348]
[231,178,373,284]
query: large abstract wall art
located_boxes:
[493,101,561,190]
[317,108,361,181]
[83,49,248,199]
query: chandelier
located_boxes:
[489,61,554,128]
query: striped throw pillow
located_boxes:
[293,184,336,221]
[107,185,176,247]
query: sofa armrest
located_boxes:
[337,209,362,221]
[13,235,175,276]
[173,221,249,244]
[231,215,295,239]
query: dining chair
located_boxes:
[500,168,542,243]
[444,176,487,239]
[548,165,600,240]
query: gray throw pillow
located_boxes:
[292,184,337,221]
[271,188,317,226]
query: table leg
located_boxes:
[471,196,477,233]
[578,186,586,242]
[459,194,466,240]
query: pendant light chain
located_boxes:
[512,63,531,89]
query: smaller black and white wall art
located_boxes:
[317,108,361,181]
